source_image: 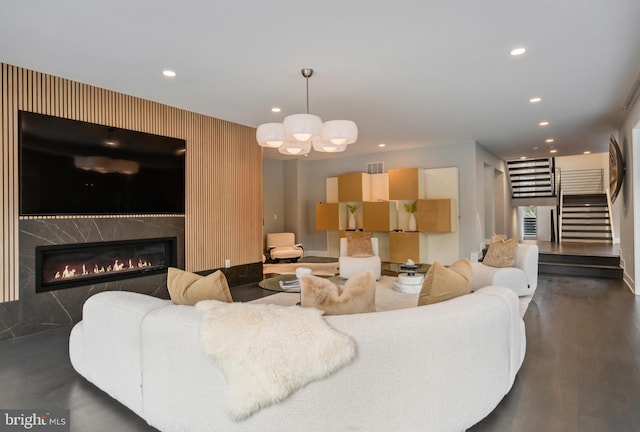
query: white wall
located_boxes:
[282,160,308,239]
[475,144,512,243]
[262,158,285,242]
[618,94,640,292]
[556,153,607,171]
[536,206,555,241]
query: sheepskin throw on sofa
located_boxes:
[196,300,357,420]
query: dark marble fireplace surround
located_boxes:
[0,217,262,341]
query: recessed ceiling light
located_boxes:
[539,121,549,126]
[162,70,176,77]
[532,146,539,150]
[520,156,527,160]
[378,143,386,147]
[529,97,541,103]
[550,149,557,154]
[271,107,281,113]
[545,138,554,143]
[584,151,591,155]
[510,47,526,56]
[104,140,118,147]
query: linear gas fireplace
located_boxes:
[35,237,177,293]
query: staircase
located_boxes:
[561,193,612,242]
[507,158,556,198]
[539,252,623,279]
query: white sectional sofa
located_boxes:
[69,286,525,432]
[471,243,539,297]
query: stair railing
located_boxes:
[560,169,604,194]
[556,167,562,242]
[605,188,616,243]
[558,189,565,243]
[550,157,557,196]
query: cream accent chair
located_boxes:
[470,243,539,297]
[339,237,382,280]
[266,232,304,263]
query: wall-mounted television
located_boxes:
[19,112,186,216]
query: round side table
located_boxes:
[393,272,425,293]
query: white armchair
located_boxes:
[266,233,303,263]
[470,243,539,297]
[338,237,382,280]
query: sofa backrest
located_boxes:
[137,286,524,432]
[339,237,379,257]
[267,232,296,248]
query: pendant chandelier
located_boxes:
[256,68,358,155]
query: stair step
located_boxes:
[539,253,620,266]
[562,231,611,235]
[563,227,610,231]
[563,197,608,202]
[562,231,612,236]
[511,176,552,181]
[563,193,607,200]
[539,262,623,279]
[513,193,556,198]
[560,237,613,242]
[562,213,609,217]
[562,216,609,219]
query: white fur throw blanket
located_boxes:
[196,300,357,420]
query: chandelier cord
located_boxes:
[305,75,310,114]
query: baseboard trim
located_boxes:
[305,250,329,257]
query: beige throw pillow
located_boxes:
[300,272,376,315]
[167,267,233,305]
[346,231,374,257]
[417,259,472,306]
[482,236,518,268]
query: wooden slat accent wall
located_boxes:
[0,63,263,303]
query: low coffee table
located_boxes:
[259,274,341,293]
[382,262,431,276]
[382,262,431,294]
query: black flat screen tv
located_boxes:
[19,111,186,215]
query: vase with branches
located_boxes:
[347,204,357,230]
[404,201,418,231]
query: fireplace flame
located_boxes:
[53,257,153,280]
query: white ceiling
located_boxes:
[1,0,640,161]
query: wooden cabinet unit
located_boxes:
[370,173,389,201]
[388,168,425,200]
[338,172,371,202]
[389,231,427,263]
[319,167,459,263]
[315,203,340,230]
[417,199,453,232]
[363,201,397,232]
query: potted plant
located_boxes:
[404,201,418,231]
[347,204,358,230]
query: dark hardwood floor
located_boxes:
[1,273,639,432]
[470,273,640,432]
